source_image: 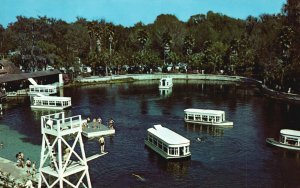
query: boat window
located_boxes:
[148,134,153,142]
[188,114,194,120]
[163,144,168,153]
[153,137,157,146]
[286,137,299,145]
[195,115,201,120]
[185,146,189,153]
[209,116,214,122]
[158,140,163,149]
[216,116,220,122]
[202,115,208,122]
[169,147,178,156]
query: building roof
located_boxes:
[0,59,21,74]
[184,108,225,116]
[281,129,300,137]
[147,124,190,145]
[0,69,61,83]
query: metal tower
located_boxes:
[38,112,92,188]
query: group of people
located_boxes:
[83,116,115,129]
[16,152,36,176]
[83,117,103,129]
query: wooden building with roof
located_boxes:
[0,59,63,95]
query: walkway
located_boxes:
[0,157,38,186]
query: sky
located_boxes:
[0,0,286,27]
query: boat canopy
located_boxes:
[280,129,300,137]
[147,124,189,145]
[33,96,71,101]
[184,108,224,116]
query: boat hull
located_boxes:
[184,120,233,127]
[31,105,71,110]
[144,140,191,160]
[266,138,300,151]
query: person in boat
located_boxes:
[109,118,115,129]
[26,158,31,176]
[99,136,105,153]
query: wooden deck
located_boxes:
[82,123,115,138]
[0,157,38,186]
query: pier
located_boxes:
[82,122,115,138]
[0,157,38,187]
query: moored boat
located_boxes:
[266,129,300,151]
[145,124,191,159]
[31,96,72,110]
[159,77,173,89]
[184,108,233,127]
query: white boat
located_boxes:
[145,124,191,159]
[184,108,233,127]
[266,129,300,151]
[159,77,173,89]
[31,96,72,110]
[28,85,57,96]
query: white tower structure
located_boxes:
[38,112,92,188]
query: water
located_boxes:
[1,80,300,187]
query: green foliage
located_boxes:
[1,2,300,92]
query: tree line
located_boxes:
[0,0,299,93]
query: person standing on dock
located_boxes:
[93,118,97,128]
[97,117,102,128]
[99,136,105,153]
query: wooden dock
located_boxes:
[82,123,115,138]
[0,157,38,187]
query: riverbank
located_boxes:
[74,73,300,104]
[75,73,249,83]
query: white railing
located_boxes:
[41,112,82,132]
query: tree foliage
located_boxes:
[2,2,300,92]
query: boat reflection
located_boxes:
[159,88,172,97]
[146,146,191,176]
[185,122,224,136]
[31,109,67,120]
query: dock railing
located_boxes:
[41,112,82,134]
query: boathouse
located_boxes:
[0,59,63,95]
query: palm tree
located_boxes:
[137,29,148,55]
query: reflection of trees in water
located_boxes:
[140,96,148,114]
[185,123,224,137]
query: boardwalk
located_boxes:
[0,157,38,187]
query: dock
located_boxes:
[0,157,38,187]
[82,123,115,138]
